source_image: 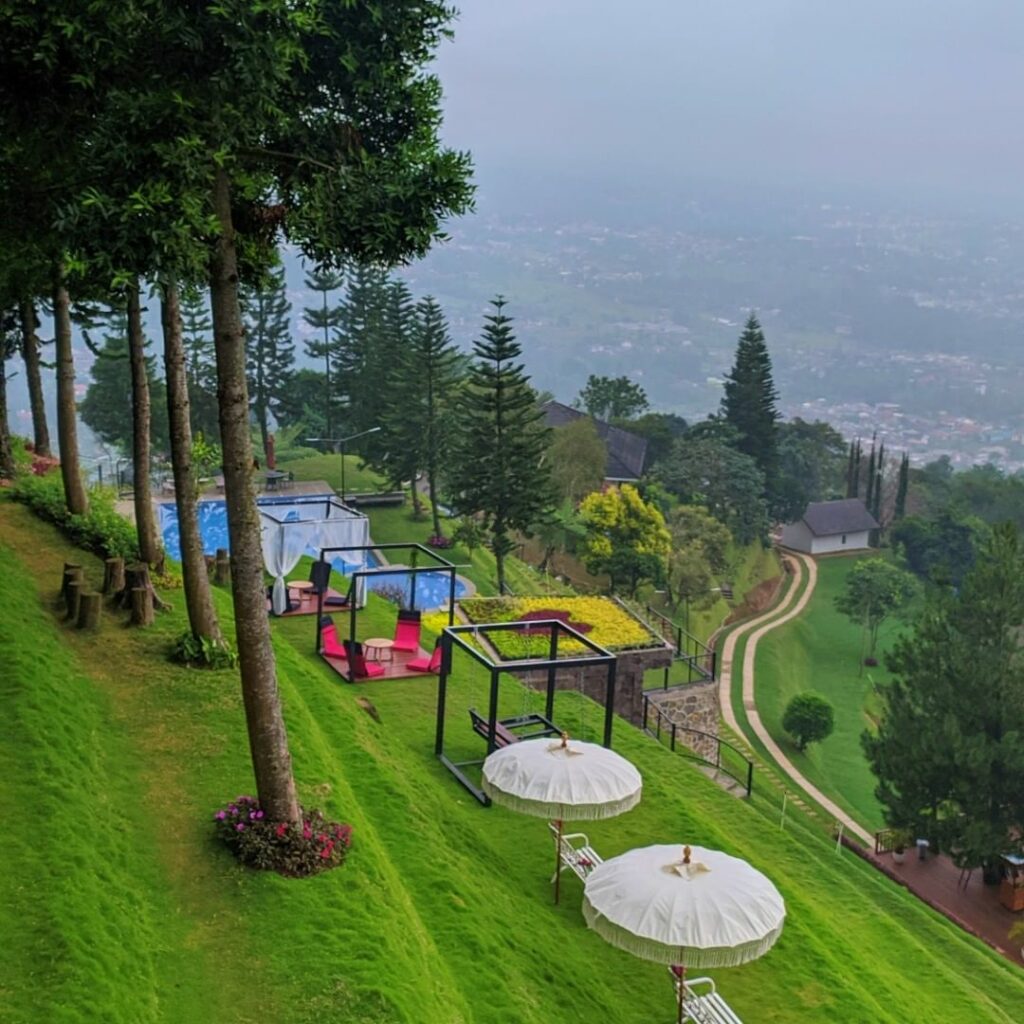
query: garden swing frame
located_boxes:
[434,620,618,805]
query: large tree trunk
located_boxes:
[210,166,299,824]
[162,277,222,643]
[0,353,16,478]
[19,298,51,457]
[53,271,88,515]
[428,464,442,538]
[127,281,161,564]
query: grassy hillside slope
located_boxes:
[753,555,905,831]
[1,501,1021,1023]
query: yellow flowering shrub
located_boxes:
[459,595,661,658]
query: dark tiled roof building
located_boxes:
[541,401,647,482]
[781,498,878,555]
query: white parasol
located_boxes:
[583,843,785,1022]
[482,733,642,902]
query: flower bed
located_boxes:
[213,796,353,877]
[459,596,662,659]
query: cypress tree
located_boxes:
[852,439,862,498]
[894,453,910,520]
[846,440,857,498]
[721,313,779,500]
[302,266,345,438]
[242,265,295,463]
[450,297,554,593]
[865,437,877,511]
[872,442,886,523]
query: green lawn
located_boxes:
[283,451,390,494]
[752,555,908,832]
[3,499,1023,1021]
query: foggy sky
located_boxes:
[436,1,1024,210]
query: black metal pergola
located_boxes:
[312,542,457,653]
[434,620,618,805]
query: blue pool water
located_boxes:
[159,500,466,609]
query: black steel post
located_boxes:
[602,659,616,747]
[447,569,456,626]
[487,667,500,753]
[434,633,450,755]
[545,625,558,723]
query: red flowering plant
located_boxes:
[213,795,353,877]
[427,534,452,549]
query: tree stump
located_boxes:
[130,587,154,627]
[214,549,231,586]
[116,561,172,613]
[61,563,83,601]
[77,592,102,629]
[65,580,82,621]
[103,557,126,595]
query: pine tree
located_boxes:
[0,309,18,479]
[386,295,462,537]
[852,439,862,498]
[242,265,295,462]
[332,264,391,439]
[872,442,885,523]
[894,453,910,520]
[302,266,345,438]
[179,286,219,443]
[721,313,779,502]
[450,297,554,592]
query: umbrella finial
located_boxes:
[560,731,570,749]
[683,845,691,865]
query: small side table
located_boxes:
[289,580,315,604]
[364,637,394,662]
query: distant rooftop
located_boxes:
[541,401,647,482]
[801,498,879,536]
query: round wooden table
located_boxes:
[364,637,394,662]
[289,579,316,603]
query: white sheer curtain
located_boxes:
[259,500,371,613]
[260,516,319,614]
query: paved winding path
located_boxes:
[718,550,874,845]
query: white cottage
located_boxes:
[780,499,878,555]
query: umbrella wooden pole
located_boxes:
[675,962,686,1024]
[554,818,563,904]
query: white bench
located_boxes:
[668,973,743,1024]
[549,824,603,884]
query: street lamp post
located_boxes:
[306,426,381,501]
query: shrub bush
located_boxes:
[170,632,238,669]
[213,796,353,877]
[427,534,452,549]
[782,692,835,752]
[10,473,140,561]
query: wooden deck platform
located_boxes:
[321,645,437,683]
[853,843,1022,964]
[268,587,349,618]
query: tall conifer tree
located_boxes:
[450,297,553,592]
[302,267,345,438]
[242,265,295,462]
[894,453,910,521]
[721,313,779,504]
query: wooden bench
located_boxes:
[468,708,560,748]
[549,823,603,884]
[668,973,743,1024]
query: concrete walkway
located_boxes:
[718,550,874,845]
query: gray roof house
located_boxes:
[780,498,878,555]
[540,401,648,483]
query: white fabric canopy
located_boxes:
[582,843,786,968]
[482,736,642,821]
[259,500,369,614]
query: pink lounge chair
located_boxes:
[392,609,422,652]
[344,640,385,681]
[406,640,442,674]
[319,616,347,659]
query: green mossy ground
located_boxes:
[1,501,1022,1023]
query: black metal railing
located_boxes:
[642,693,753,797]
[638,602,717,687]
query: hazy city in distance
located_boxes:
[11,1,1024,471]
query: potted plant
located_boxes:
[890,829,912,865]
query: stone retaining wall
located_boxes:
[646,679,720,761]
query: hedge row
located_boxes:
[10,472,140,562]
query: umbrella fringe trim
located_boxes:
[582,900,784,967]
[480,783,642,821]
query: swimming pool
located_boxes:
[159,499,467,608]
